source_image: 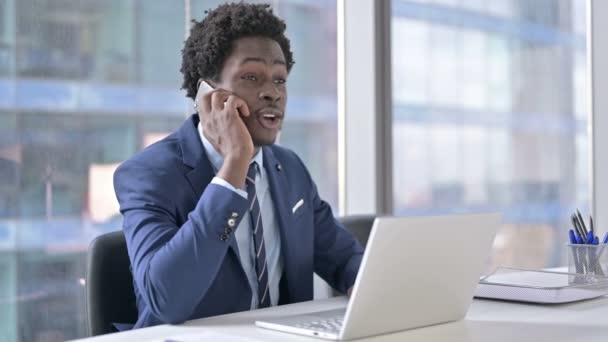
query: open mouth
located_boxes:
[257,110,283,130]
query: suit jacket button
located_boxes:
[220,233,228,241]
[225,227,233,234]
[231,212,239,218]
[227,218,236,227]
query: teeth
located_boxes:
[263,114,276,118]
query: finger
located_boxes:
[225,95,251,117]
[211,91,231,112]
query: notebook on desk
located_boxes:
[255,213,501,340]
[475,267,608,303]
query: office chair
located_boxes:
[339,214,376,248]
[86,230,137,336]
[316,214,376,298]
[85,216,377,335]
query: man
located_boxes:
[114,3,363,329]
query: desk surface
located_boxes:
[72,295,608,342]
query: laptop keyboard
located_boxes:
[294,317,343,333]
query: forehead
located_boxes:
[224,36,286,67]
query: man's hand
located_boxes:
[196,86,253,189]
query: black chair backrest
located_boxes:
[339,215,376,248]
[86,230,137,336]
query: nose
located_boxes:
[259,84,281,103]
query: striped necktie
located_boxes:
[246,162,271,308]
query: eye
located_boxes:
[274,78,286,85]
[242,74,257,81]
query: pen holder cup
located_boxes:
[567,244,608,284]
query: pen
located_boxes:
[577,209,588,236]
[569,229,577,244]
[577,215,588,242]
[568,228,584,274]
[575,232,583,244]
[591,236,606,276]
[590,216,594,234]
[603,232,608,244]
[571,215,585,243]
[571,245,583,274]
[586,231,594,245]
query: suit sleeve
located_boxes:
[292,157,364,293]
[113,161,248,324]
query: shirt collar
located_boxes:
[197,122,264,174]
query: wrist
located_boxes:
[218,156,249,189]
[225,147,253,163]
[225,150,250,164]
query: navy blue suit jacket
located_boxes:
[113,115,364,328]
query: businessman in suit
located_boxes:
[113,3,363,329]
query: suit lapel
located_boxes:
[263,146,298,300]
[178,114,240,255]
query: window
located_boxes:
[391,0,588,270]
[0,0,14,77]
[0,1,339,341]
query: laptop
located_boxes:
[255,213,501,340]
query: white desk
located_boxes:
[71,296,608,342]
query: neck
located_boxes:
[252,146,261,158]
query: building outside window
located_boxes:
[391,0,588,270]
[0,1,338,340]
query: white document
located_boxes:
[149,331,264,342]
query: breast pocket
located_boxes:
[291,198,309,222]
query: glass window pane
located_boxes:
[392,0,588,271]
[279,1,338,208]
[139,1,185,86]
[0,0,14,77]
[1,1,338,340]
[2,0,187,340]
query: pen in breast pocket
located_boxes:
[292,199,304,213]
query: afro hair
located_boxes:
[180,2,295,99]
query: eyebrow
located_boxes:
[240,57,286,66]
